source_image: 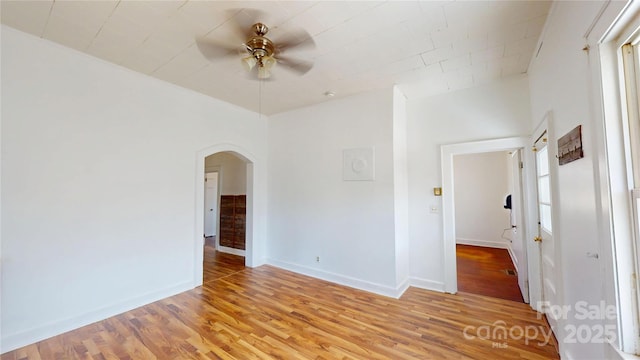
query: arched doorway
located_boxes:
[193,144,257,287]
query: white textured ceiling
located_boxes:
[1,1,551,115]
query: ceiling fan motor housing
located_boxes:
[246,23,275,63]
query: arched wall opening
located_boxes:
[193,143,258,286]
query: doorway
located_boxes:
[204,172,219,239]
[452,150,526,302]
[194,144,257,287]
[202,152,248,283]
[529,118,562,332]
[442,137,534,301]
[204,152,247,257]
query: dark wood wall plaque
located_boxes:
[558,125,583,165]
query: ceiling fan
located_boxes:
[196,9,315,80]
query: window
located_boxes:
[537,145,552,232]
[620,31,640,357]
[610,22,640,354]
[621,42,640,186]
[596,1,640,355]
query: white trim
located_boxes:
[529,112,567,354]
[608,342,640,360]
[0,281,193,353]
[397,278,411,297]
[456,237,510,249]
[266,259,410,299]
[524,120,546,314]
[589,0,640,354]
[441,136,532,295]
[203,167,222,245]
[203,170,220,238]
[596,0,639,45]
[507,244,519,273]
[266,259,446,297]
[409,277,445,293]
[218,246,246,257]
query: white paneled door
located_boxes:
[204,172,219,237]
[534,132,558,330]
[510,149,529,303]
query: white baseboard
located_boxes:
[396,277,411,298]
[456,237,510,249]
[409,277,445,293]
[217,245,246,257]
[607,342,640,360]
[507,245,519,273]
[0,281,194,354]
[266,259,409,299]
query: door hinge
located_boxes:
[520,161,524,169]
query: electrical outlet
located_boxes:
[316,256,320,263]
[430,205,439,214]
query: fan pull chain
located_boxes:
[259,78,262,121]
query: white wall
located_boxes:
[267,88,403,296]
[527,1,620,358]
[406,75,532,290]
[205,152,247,195]
[453,151,511,248]
[0,26,268,352]
[393,87,410,288]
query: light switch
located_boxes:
[430,206,439,214]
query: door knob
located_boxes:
[534,236,542,242]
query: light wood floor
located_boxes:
[2,246,558,359]
[203,241,246,285]
[456,244,525,302]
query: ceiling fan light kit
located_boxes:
[257,58,275,79]
[241,55,257,71]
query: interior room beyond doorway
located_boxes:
[204,151,248,257]
[453,150,526,303]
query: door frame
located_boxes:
[526,113,564,314]
[194,143,256,287]
[441,136,538,301]
[527,112,565,316]
[510,148,530,303]
[204,170,220,240]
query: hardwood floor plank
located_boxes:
[2,248,558,359]
[456,244,524,302]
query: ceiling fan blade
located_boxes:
[195,37,243,61]
[276,55,314,75]
[274,29,316,53]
